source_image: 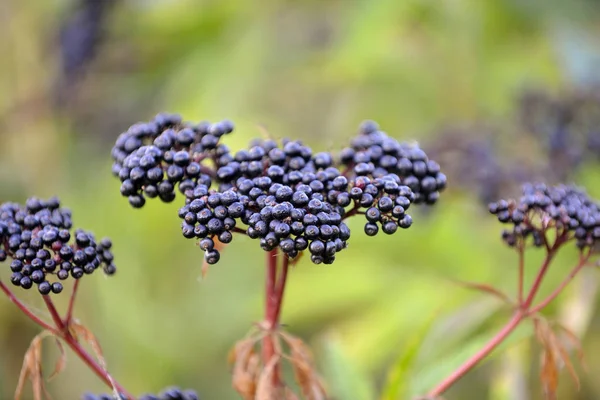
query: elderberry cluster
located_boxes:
[340,120,447,205]
[82,387,199,400]
[0,197,115,294]
[111,113,233,208]
[489,183,600,249]
[112,115,447,265]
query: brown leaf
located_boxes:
[48,339,67,381]
[281,333,327,400]
[535,320,558,400]
[546,325,580,390]
[231,337,259,400]
[255,355,280,400]
[554,322,587,371]
[448,279,513,305]
[15,330,58,400]
[534,318,582,398]
[70,322,118,393]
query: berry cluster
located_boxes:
[111,113,233,208]
[488,183,600,249]
[339,120,447,205]
[112,115,446,264]
[82,387,199,400]
[0,197,115,294]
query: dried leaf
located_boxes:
[255,355,280,400]
[231,337,259,400]
[70,322,117,394]
[554,322,587,371]
[535,320,558,400]
[48,339,67,381]
[448,279,513,305]
[15,330,59,400]
[534,318,582,399]
[281,333,327,400]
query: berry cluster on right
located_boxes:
[488,183,600,249]
[82,387,199,400]
[0,197,115,294]
[111,115,446,265]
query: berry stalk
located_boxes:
[0,280,57,332]
[1,281,133,399]
[428,246,590,398]
[427,310,525,397]
[262,249,288,388]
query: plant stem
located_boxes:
[427,311,526,397]
[272,255,289,324]
[64,279,80,325]
[527,252,591,315]
[42,295,65,330]
[517,245,525,305]
[262,250,279,386]
[522,251,555,309]
[428,250,562,397]
[0,282,134,399]
[0,280,57,333]
[262,249,290,389]
[62,331,133,398]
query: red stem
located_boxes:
[262,249,290,389]
[42,295,65,331]
[42,295,134,399]
[64,279,80,325]
[63,332,133,398]
[427,311,525,397]
[0,280,57,333]
[272,255,289,324]
[523,251,555,308]
[517,245,525,305]
[1,281,134,399]
[527,251,591,315]
[428,250,561,397]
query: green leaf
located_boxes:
[318,333,375,400]
[380,310,439,400]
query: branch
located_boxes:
[427,311,525,397]
[0,281,57,333]
[523,251,556,309]
[528,251,591,316]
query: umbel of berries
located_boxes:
[111,115,446,265]
[489,183,600,250]
[0,196,116,295]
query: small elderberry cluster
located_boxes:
[488,183,600,249]
[0,197,115,294]
[111,112,233,208]
[339,120,447,205]
[112,115,446,265]
[82,387,199,400]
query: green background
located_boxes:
[1,0,600,399]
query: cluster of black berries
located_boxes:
[488,183,600,249]
[113,115,446,265]
[82,387,199,400]
[111,113,233,208]
[0,197,115,294]
[339,120,447,205]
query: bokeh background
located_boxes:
[2,0,600,399]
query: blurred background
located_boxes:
[1,0,600,399]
